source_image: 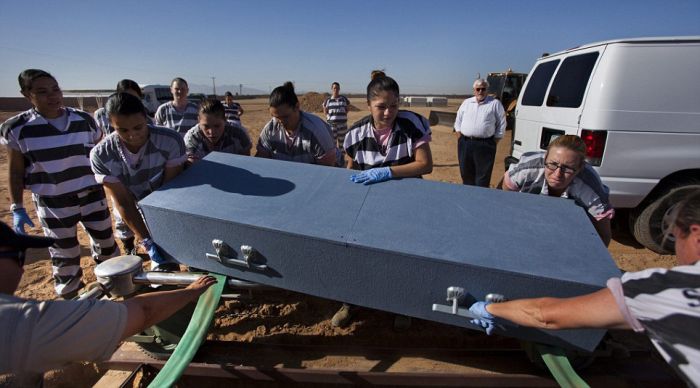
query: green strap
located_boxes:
[536,344,590,388]
[148,274,226,388]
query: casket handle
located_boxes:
[206,239,268,271]
[431,286,507,323]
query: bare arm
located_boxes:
[103,181,150,241]
[8,148,25,205]
[162,164,183,185]
[238,145,251,156]
[501,172,515,191]
[389,143,433,178]
[486,288,630,330]
[345,153,355,169]
[255,148,272,158]
[594,217,612,247]
[120,275,217,340]
[317,150,337,167]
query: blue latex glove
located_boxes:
[12,208,34,234]
[141,238,167,264]
[469,301,496,335]
[350,167,392,185]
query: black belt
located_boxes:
[460,135,494,140]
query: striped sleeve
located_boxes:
[506,151,546,191]
[256,120,274,154]
[157,127,186,167]
[154,104,167,126]
[89,140,114,184]
[619,263,700,385]
[72,109,102,143]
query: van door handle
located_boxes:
[514,140,522,146]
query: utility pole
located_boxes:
[211,77,216,97]
[239,84,242,96]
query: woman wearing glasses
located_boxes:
[502,135,613,246]
[469,188,700,385]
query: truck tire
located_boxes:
[631,183,700,254]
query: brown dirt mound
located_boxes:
[299,92,360,113]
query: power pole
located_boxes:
[211,77,217,97]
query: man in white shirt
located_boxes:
[453,79,506,187]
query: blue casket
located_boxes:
[139,152,621,351]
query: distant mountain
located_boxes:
[188,83,267,96]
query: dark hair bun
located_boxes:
[371,70,386,81]
[283,81,295,91]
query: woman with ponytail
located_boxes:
[343,70,433,184]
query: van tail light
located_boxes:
[581,130,607,166]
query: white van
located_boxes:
[141,84,172,115]
[509,36,700,253]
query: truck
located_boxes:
[141,84,172,115]
[508,36,700,253]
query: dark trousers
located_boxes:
[457,135,497,187]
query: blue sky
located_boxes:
[0,0,698,96]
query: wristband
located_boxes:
[10,203,24,212]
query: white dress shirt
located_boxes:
[453,96,506,139]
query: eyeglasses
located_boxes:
[475,87,486,92]
[544,161,577,175]
[0,249,26,267]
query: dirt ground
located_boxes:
[0,97,676,386]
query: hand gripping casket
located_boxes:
[139,152,621,351]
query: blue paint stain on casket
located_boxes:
[139,152,621,351]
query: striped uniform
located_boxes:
[222,101,243,123]
[344,110,432,171]
[94,107,111,137]
[94,107,153,138]
[184,123,252,162]
[323,96,350,149]
[256,111,336,164]
[154,101,199,136]
[607,262,700,385]
[0,108,118,297]
[503,151,615,221]
[90,126,186,239]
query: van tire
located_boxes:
[631,183,700,254]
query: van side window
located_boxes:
[546,52,599,108]
[521,60,559,106]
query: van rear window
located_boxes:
[546,52,599,108]
[521,60,559,106]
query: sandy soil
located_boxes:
[0,97,676,386]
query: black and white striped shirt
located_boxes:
[323,96,350,124]
[343,110,432,171]
[222,101,243,122]
[154,101,199,136]
[90,125,186,200]
[608,262,700,385]
[184,123,252,161]
[1,108,101,196]
[256,111,336,164]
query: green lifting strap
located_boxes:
[148,273,226,388]
[536,344,590,388]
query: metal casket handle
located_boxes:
[206,239,268,271]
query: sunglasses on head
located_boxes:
[0,249,26,267]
